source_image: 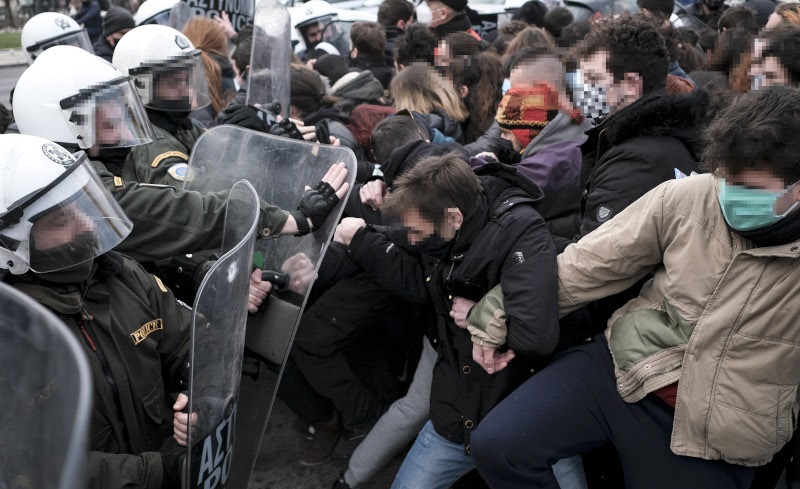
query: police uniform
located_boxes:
[91,159,288,263]
[123,121,204,187]
[8,252,191,489]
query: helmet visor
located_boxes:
[26,155,132,273]
[25,29,94,63]
[142,9,172,26]
[321,19,348,57]
[60,76,156,149]
[132,51,211,112]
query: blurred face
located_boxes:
[425,0,450,28]
[580,50,642,112]
[94,100,133,146]
[401,207,461,245]
[749,40,791,89]
[303,22,323,47]
[765,12,783,30]
[155,69,192,101]
[718,167,800,215]
[30,203,95,251]
[106,27,131,47]
[435,40,450,67]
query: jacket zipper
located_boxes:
[78,308,124,417]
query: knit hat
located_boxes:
[440,0,468,12]
[495,84,561,149]
[103,7,135,38]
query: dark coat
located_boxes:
[8,253,191,489]
[424,110,465,144]
[92,36,114,62]
[345,165,559,448]
[554,89,708,253]
[383,25,403,67]
[73,0,102,42]
[350,54,395,91]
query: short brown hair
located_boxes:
[351,22,387,57]
[383,152,481,221]
[378,0,415,26]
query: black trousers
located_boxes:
[471,335,755,489]
[290,273,404,430]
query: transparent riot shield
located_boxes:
[246,0,290,119]
[181,126,356,488]
[0,281,91,489]
[169,1,193,32]
[183,180,260,489]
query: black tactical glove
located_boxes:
[268,118,304,141]
[159,437,186,489]
[294,181,340,235]
[216,105,268,133]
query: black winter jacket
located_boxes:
[346,165,559,448]
[554,89,707,252]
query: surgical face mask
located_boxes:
[416,2,433,25]
[751,74,765,91]
[501,78,511,96]
[718,179,800,231]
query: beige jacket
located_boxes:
[468,174,800,466]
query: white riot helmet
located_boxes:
[112,25,211,112]
[14,46,155,150]
[133,0,179,26]
[20,12,94,64]
[0,134,133,275]
[290,0,341,53]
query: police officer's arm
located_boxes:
[93,161,289,262]
[88,451,166,489]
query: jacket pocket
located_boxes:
[777,385,799,450]
[89,424,119,453]
[142,378,165,425]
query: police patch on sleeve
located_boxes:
[167,163,189,181]
[596,205,613,223]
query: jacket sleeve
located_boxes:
[558,181,669,315]
[346,226,431,304]
[95,162,287,262]
[88,451,164,489]
[576,147,665,240]
[343,183,382,224]
[74,1,99,24]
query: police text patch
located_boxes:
[130,319,163,345]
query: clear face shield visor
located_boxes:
[0,154,133,273]
[142,9,172,26]
[25,29,95,63]
[130,51,211,112]
[320,18,348,56]
[59,76,156,150]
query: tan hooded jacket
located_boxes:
[467,174,800,466]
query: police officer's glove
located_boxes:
[159,437,185,489]
[268,118,304,140]
[293,181,340,235]
[217,105,268,133]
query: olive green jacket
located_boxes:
[467,174,800,466]
[124,123,204,187]
[11,254,192,489]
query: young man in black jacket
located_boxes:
[333,152,559,488]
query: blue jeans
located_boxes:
[391,421,588,489]
[390,421,474,489]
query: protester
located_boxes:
[183,16,237,123]
[393,23,438,70]
[378,0,415,65]
[92,6,135,62]
[766,2,800,29]
[350,21,394,90]
[72,0,102,43]
[543,7,574,39]
[749,25,800,90]
[468,83,800,489]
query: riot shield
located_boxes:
[0,281,91,489]
[169,1,193,32]
[181,126,356,488]
[183,180,260,489]
[246,0,291,119]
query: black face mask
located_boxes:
[735,211,800,248]
[153,97,192,118]
[97,146,132,169]
[412,232,455,259]
[29,231,98,279]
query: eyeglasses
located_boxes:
[395,108,430,142]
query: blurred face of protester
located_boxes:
[579,49,643,113]
[106,27,131,48]
[401,207,462,246]
[749,39,791,89]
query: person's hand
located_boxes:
[305,58,317,71]
[450,297,476,329]
[297,162,350,230]
[268,118,303,140]
[172,393,198,446]
[359,179,386,212]
[333,217,366,247]
[330,136,341,146]
[217,105,268,132]
[213,11,237,39]
[247,268,273,313]
[472,343,515,375]
[281,253,316,293]
[289,118,316,141]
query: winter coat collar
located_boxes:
[380,139,468,186]
[522,111,592,160]
[432,12,473,38]
[331,70,384,102]
[588,88,709,159]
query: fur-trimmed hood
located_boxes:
[590,88,710,160]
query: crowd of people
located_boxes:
[2,0,800,487]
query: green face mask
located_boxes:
[718,179,800,231]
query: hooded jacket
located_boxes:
[7,253,191,489]
[331,70,385,105]
[345,163,559,448]
[350,54,395,91]
[471,112,590,240]
[557,88,708,253]
[469,174,800,467]
[423,110,465,144]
